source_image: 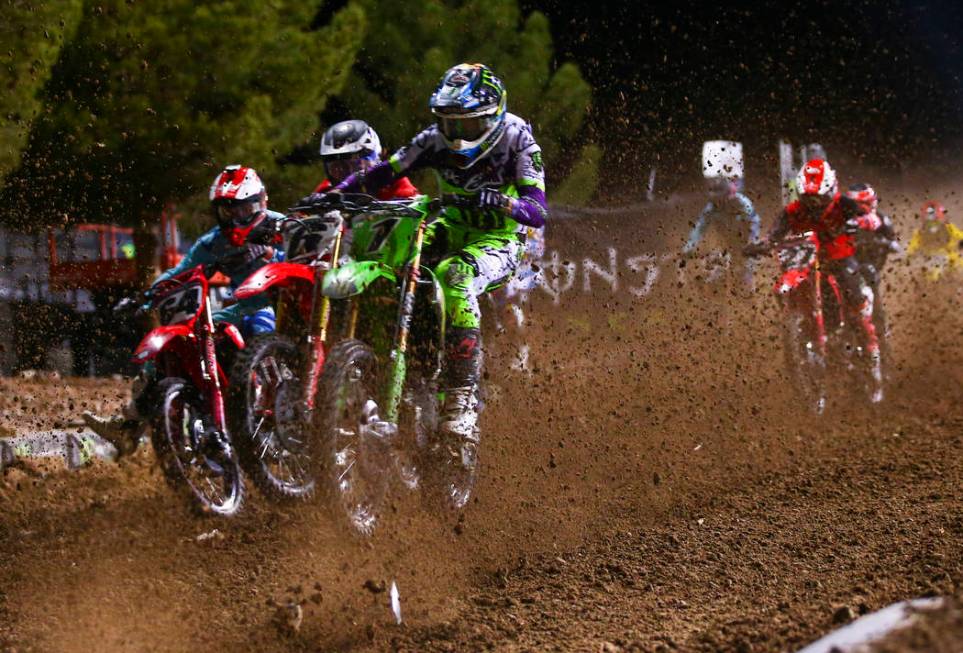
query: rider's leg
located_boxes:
[238,307,277,338]
[834,258,879,354]
[832,257,883,401]
[212,302,275,339]
[82,362,156,458]
[435,235,521,443]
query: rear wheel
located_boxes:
[317,340,392,537]
[231,335,316,500]
[151,378,245,517]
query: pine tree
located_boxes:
[335,0,597,203]
[5,0,366,232]
[0,0,84,182]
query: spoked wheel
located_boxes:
[317,340,393,537]
[836,325,885,406]
[152,378,245,517]
[782,315,826,415]
[233,335,315,499]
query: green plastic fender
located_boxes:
[322,260,396,299]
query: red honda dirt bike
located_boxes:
[132,264,246,515]
[230,212,345,499]
[749,233,884,414]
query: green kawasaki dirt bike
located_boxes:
[292,193,484,536]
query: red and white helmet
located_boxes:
[846,183,878,214]
[209,165,268,247]
[210,165,265,203]
[797,159,838,197]
[920,200,947,223]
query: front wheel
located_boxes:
[151,378,245,517]
[317,340,392,537]
[782,312,826,415]
[231,335,316,500]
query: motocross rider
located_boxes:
[846,183,899,296]
[682,176,761,289]
[305,63,547,466]
[846,183,899,364]
[313,119,418,199]
[907,200,963,275]
[754,159,884,402]
[82,165,284,455]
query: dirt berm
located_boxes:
[0,188,961,652]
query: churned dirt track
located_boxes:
[0,189,961,653]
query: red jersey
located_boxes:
[313,176,419,199]
[769,193,868,260]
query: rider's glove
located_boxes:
[113,295,140,313]
[841,218,861,235]
[221,244,273,269]
[298,192,325,208]
[477,189,512,214]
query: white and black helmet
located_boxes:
[320,120,381,160]
[319,120,382,184]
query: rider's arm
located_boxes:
[336,160,397,195]
[682,202,713,254]
[767,208,792,243]
[879,214,898,242]
[511,139,548,229]
[336,125,437,195]
[153,229,218,286]
[907,229,922,254]
[736,193,762,243]
[875,213,901,254]
[947,223,963,248]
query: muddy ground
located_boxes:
[1,190,962,653]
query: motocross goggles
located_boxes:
[323,153,377,185]
[214,197,262,228]
[800,193,832,214]
[433,110,498,143]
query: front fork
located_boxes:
[302,227,344,412]
[384,219,428,423]
[810,263,828,360]
[201,302,228,435]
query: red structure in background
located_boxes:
[48,205,183,291]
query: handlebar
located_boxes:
[278,212,344,233]
[289,192,471,217]
[744,233,816,258]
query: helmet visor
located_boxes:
[323,155,374,185]
[215,198,261,227]
[800,193,831,214]
[436,115,495,143]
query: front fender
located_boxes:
[322,260,396,299]
[132,324,194,363]
[235,262,316,300]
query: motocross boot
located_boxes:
[857,294,884,404]
[868,350,884,404]
[439,328,482,468]
[82,372,152,459]
[82,413,142,459]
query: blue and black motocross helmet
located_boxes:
[429,63,507,169]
